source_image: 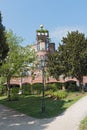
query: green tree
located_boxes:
[0,30,23,100]
[18,45,37,93]
[0,31,37,100]
[58,31,87,91]
[47,31,87,91]
[0,12,9,65]
[47,51,62,80]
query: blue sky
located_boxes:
[0,0,87,48]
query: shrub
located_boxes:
[22,84,31,95]
[65,81,79,92]
[11,87,19,101]
[68,84,79,92]
[32,83,42,94]
[46,83,57,91]
[54,82,63,90]
[45,90,53,97]
[0,85,6,96]
[52,91,68,99]
[45,89,68,100]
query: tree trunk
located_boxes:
[79,77,84,93]
[7,76,11,101]
[19,75,22,94]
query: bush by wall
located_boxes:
[22,84,31,95]
[65,81,79,91]
[32,83,42,94]
[45,90,68,100]
[52,90,68,99]
[46,83,57,91]
[0,85,6,96]
[11,87,19,101]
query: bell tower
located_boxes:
[36,25,49,51]
[35,25,55,60]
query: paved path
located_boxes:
[0,96,87,130]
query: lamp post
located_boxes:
[40,58,45,113]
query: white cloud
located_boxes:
[50,26,87,43]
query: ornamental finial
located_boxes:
[40,24,44,29]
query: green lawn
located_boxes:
[79,116,87,130]
[0,92,87,119]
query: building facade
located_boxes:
[9,25,87,88]
[31,25,55,82]
[32,25,55,59]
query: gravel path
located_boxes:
[0,96,87,130]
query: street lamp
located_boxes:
[40,57,45,113]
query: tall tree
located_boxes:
[47,51,62,80]
[58,31,87,90]
[22,45,38,81]
[0,30,23,100]
[0,12,9,65]
[0,30,37,100]
[47,31,87,91]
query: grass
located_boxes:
[0,92,87,119]
[79,116,87,130]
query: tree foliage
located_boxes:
[0,12,9,65]
[1,30,23,76]
[0,30,37,100]
[0,30,23,100]
[47,31,87,90]
[47,51,62,79]
[59,31,87,82]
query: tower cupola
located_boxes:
[36,25,49,51]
